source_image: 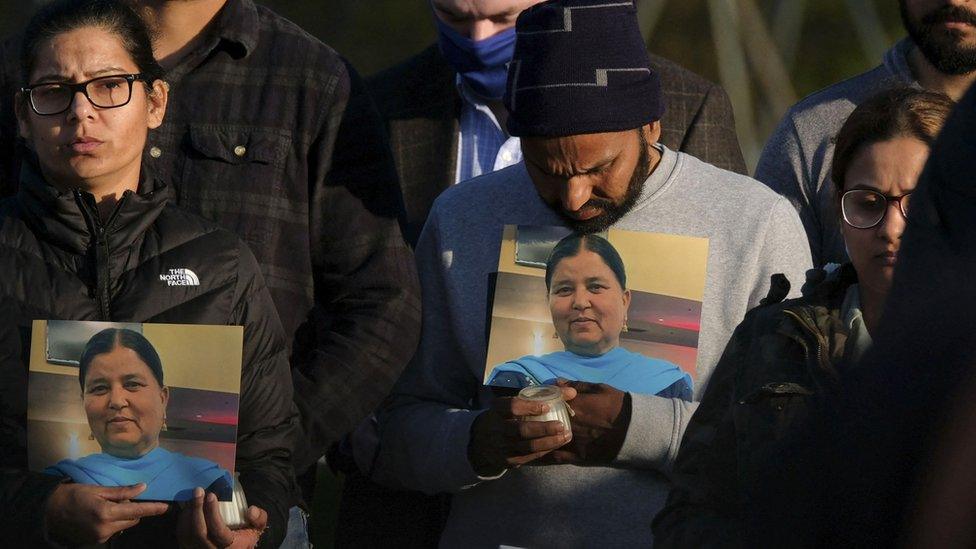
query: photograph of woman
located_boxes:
[45,328,234,502]
[487,233,693,398]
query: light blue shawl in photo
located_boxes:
[46,446,233,501]
[487,346,692,395]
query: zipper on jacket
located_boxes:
[95,224,111,320]
[782,309,831,374]
[74,190,125,321]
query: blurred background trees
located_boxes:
[6,0,902,170]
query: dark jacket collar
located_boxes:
[211,0,260,59]
[777,264,860,373]
[17,156,172,255]
[799,263,859,308]
[164,0,258,82]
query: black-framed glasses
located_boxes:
[21,73,146,116]
[841,189,912,229]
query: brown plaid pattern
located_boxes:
[367,45,747,245]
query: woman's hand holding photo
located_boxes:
[44,482,169,545]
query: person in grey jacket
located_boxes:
[755,0,976,267]
[373,1,811,546]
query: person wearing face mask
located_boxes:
[367,0,747,247]
[433,0,519,103]
[652,87,954,547]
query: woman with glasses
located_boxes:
[0,1,298,547]
[653,87,955,547]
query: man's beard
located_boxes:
[554,130,652,234]
[900,0,976,75]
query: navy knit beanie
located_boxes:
[504,0,664,137]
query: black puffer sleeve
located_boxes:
[229,241,300,548]
[0,298,65,547]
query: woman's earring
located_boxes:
[622,319,629,332]
[88,432,95,441]
[161,417,168,432]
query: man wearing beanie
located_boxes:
[368,0,746,245]
[375,1,811,546]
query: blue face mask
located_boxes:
[434,15,516,100]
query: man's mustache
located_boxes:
[923,5,976,27]
[578,197,614,211]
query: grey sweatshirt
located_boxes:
[376,146,812,548]
[754,38,916,268]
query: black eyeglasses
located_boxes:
[841,189,912,229]
[21,73,147,116]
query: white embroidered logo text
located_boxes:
[160,268,200,286]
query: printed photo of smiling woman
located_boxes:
[486,232,692,397]
[44,328,234,502]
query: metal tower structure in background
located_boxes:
[637,0,891,170]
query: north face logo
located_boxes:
[160,268,200,286]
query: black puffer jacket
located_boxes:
[0,161,298,548]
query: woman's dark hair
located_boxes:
[832,87,954,196]
[544,233,627,291]
[78,328,164,390]
[20,0,164,85]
